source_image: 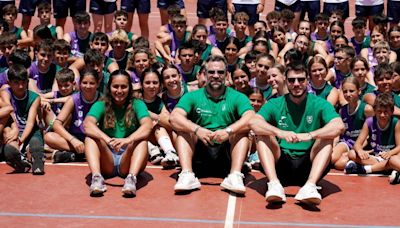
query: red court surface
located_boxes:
[0,162,399,227]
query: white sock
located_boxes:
[157,136,176,154]
[364,165,372,174]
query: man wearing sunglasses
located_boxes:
[250,61,344,206]
[170,55,255,195]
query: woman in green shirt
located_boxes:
[84,70,153,196]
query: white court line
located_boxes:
[224,193,236,228]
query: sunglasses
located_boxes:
[207,70,226,75]
[287,77,307,84]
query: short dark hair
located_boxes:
[9,49,31,68]
[84,49,104,65]
[204,55,227,71]
[374,92,394,112]
[8,64,28,82]
[53,39,71,53]
[91,32,109,43]
[285,61,308,78]
[56,68,75,83]
[374,63,393,81]
[73,11,90,24]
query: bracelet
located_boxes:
[194,126,200,135]
[69,136,76,142]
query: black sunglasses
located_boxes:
[287,77,307,84]
[207,70,226,75]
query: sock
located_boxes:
[364,165,372,173]
[148,142,161,157]
[157,136,176,154]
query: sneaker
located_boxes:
[294,183,322,205]
[90,174,107,195]
[148,143,163,165]
[389,170,400,185]
[220,171,246,194]
[122,174,137,196]
[265,181,286,203]
[3,144,31,173]
[174,170,201,192]
[161,151,179,169]
[52,150,76,163]
[30,139,45,175]
[344,161,366,174]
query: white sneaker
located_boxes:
[161,151,179,169]
[265,181,286,203]
[220,171,246,194]
[174,170,201,192]
[294,183,322,205]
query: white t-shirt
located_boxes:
[277,0,298,6]
[232,0,260,4]
[323,0,349,3]
[355,0,384,5]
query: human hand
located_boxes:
[195,127,214,145]
[256,4,264,14]
[211,129,230,144]
[108,138,132,152]
[71,138,85,154]
[379,151,391,160]
[357,149,372,160]
[296,133,313,142]
[276,130,300,143]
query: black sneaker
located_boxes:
[344,161,366,174]
[52,150,76,163]
[3,144,31,173]
[30,138,45,175]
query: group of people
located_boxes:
[0,0,399,207]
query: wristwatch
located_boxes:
[225,127,233,135]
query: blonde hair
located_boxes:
[110,29,129,45]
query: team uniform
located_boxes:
[19,0,50,16]
[176,64,200,83]
[144,96,164,115]
[6,88,42,153]
[29,62,62,94]
[68,91,101,141]
[351,36,371,56]
[307,82,334,100]
[339,101,368,150]
[107,50,129,71]
[87,99,150,177]
[329,67,351,89]
[175,87,253,175]
[68,31,93,58]
[257,93,339,185]
[89,0,117,15]
[366,116,398,157]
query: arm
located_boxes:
[364,104,375,117]
[170,107,214,145]
[353,121,372,160]
[389,51,397,63]
[249,114,300,142]
[211,47,224,57]
[158,106,173,131]
[83,116,112,144]
[257,0,265,14]
[69,58,85,72]
[56,26,64,40]
[212,110,255,143]
[363,93,376,106]
[52,97,84,153]
[269,40,278,59]
[63,32,71,43]
[380,121,400,159]
[326,87,339,106]
[107,60,119,73]
[308,117,345,140]
[227,0,235,14]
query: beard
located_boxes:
[207,80,224,91]
[289,87,306,98]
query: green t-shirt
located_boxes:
[258,93,339,157]
[87,99,150,138]
[176,87,253,131]
[145,96,164,115]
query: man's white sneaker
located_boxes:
[174,170,201,192]
[220,171,246,194]
[294,183,322,205]
[265,181,286,203]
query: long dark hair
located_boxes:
[102,69,136,129]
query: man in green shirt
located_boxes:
[250,62,344,205]
[170,55,255,195]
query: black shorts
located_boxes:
[197,0,227,19]
[89,0,117,15]
[355,4,384,18]
[233,4,259,25]
[300,0,320,22]
[192,140,231,177]
[157,0,185,9]
[121,0,151,14]
[19,0,50,16]
[275,0,302,13]
[323,2,349,19]
[53,0,86,18]
[388,0,400,23]
[276,151,330,186]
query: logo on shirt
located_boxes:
[196,107,213,116]
[306,116,313,124]
[278,116,288,128]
